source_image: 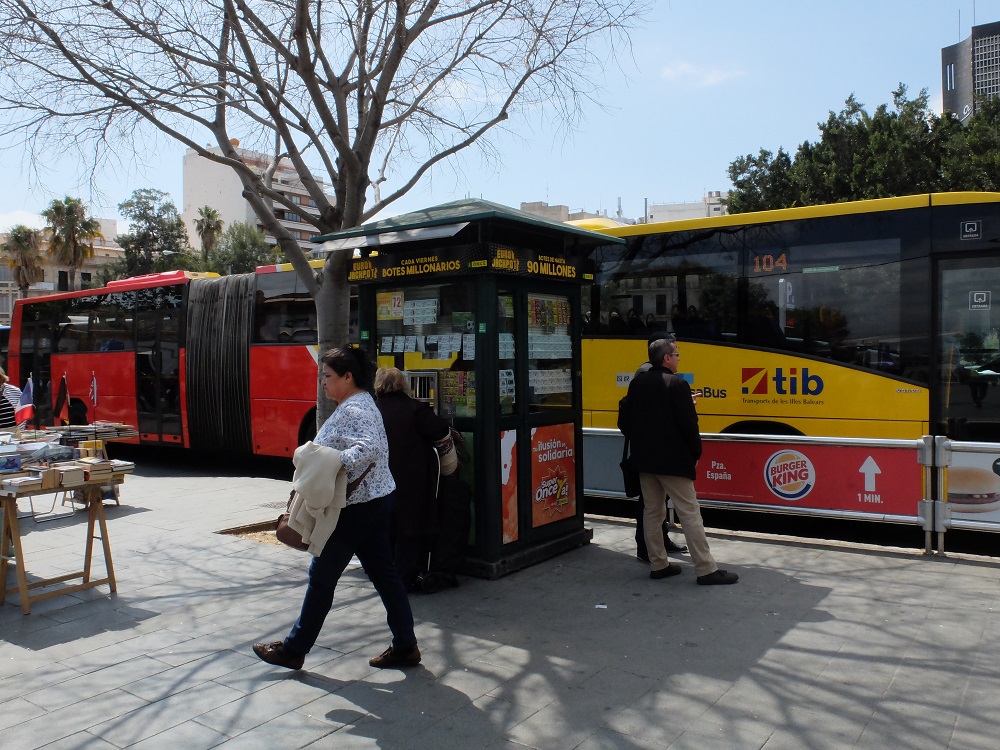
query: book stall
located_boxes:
[0,422,137,614]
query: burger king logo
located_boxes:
[764,450,815,501]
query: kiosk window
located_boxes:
[527,292,572,411]
[375,282,477,418]
[498,292,517,416]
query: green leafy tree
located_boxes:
[115,189,189,277]
[208,222,281,275]
[726,85,1000,213]
[961,95,1000,190]
[1,224,45,297]
[41,196,103,291]
[726,148,796,214]
[194,205,224,265]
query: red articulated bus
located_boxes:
[8,261,351,457]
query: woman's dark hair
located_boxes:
[321,346,374,391]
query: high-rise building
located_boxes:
[181,144,334,252]
[942,20,1000,123]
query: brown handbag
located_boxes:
[275,491,308,550]
[275,464,373,551]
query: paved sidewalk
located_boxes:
[3,458,1000,749]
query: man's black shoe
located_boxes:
[253,641,304,670]
[664,537,688,553]
[369,644,422,669]
[696,569,739,586]
[650,563,683,579]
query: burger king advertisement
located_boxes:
[946,461,1000,517]
[694,440,924,518]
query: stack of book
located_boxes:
[52,462,86,487]
[78,457,113,484]
[1,474,43,493]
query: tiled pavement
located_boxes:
[3,457,1000,749]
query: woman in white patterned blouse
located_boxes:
[254,346,420,671]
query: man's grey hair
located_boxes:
[649,338,675,365]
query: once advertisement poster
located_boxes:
[531,423,576,528]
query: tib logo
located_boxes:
[764,450,815,501]
[741,367,825,395]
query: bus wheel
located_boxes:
[298,407,318,446]
[720,421,804,436]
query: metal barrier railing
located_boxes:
[584,428,936,551]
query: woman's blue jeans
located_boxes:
[284,491,416,655]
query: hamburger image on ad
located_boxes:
[947,466,1000,513]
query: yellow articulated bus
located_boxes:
[578,192,1000,443]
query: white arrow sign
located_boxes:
[859,456,881,492]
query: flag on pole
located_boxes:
[53,374,70,425]
[15,378,34,423]
[90,372,98,407]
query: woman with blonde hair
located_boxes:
[374,366,451,590]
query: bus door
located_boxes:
[135,289,183,444]
[938,258,1000,441]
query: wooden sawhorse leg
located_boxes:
[1,497,33,615]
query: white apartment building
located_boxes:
[181,144,335,252]
[646,191,728,223]
[520,192,728,227]
[0,218,124,326]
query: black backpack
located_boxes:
[618,393,641,496]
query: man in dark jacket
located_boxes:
[619,338,738,585]
[630,334,687,561]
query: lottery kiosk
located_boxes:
[315,200,621,578]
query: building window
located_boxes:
[81,272,92,289]
[285,212,302,223]
[58,271,68,292]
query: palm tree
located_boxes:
[1,224,45,297]
[194,205,223,265]
[41,196,103,292]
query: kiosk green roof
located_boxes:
[310,198,624,254]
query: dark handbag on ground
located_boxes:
[620,438,641,497]
[275,464,374,551]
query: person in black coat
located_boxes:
[374,367,451,590]
[629,347,688,562]
[619,338,738,585]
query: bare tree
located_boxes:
[0,0,648,415]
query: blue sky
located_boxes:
[1,0,997,233]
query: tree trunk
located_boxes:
[314,249,353,425]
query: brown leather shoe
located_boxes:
[697,569,739,586]
[369,644,421,669]
[253,641,304,670]
[649,563,683,579]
